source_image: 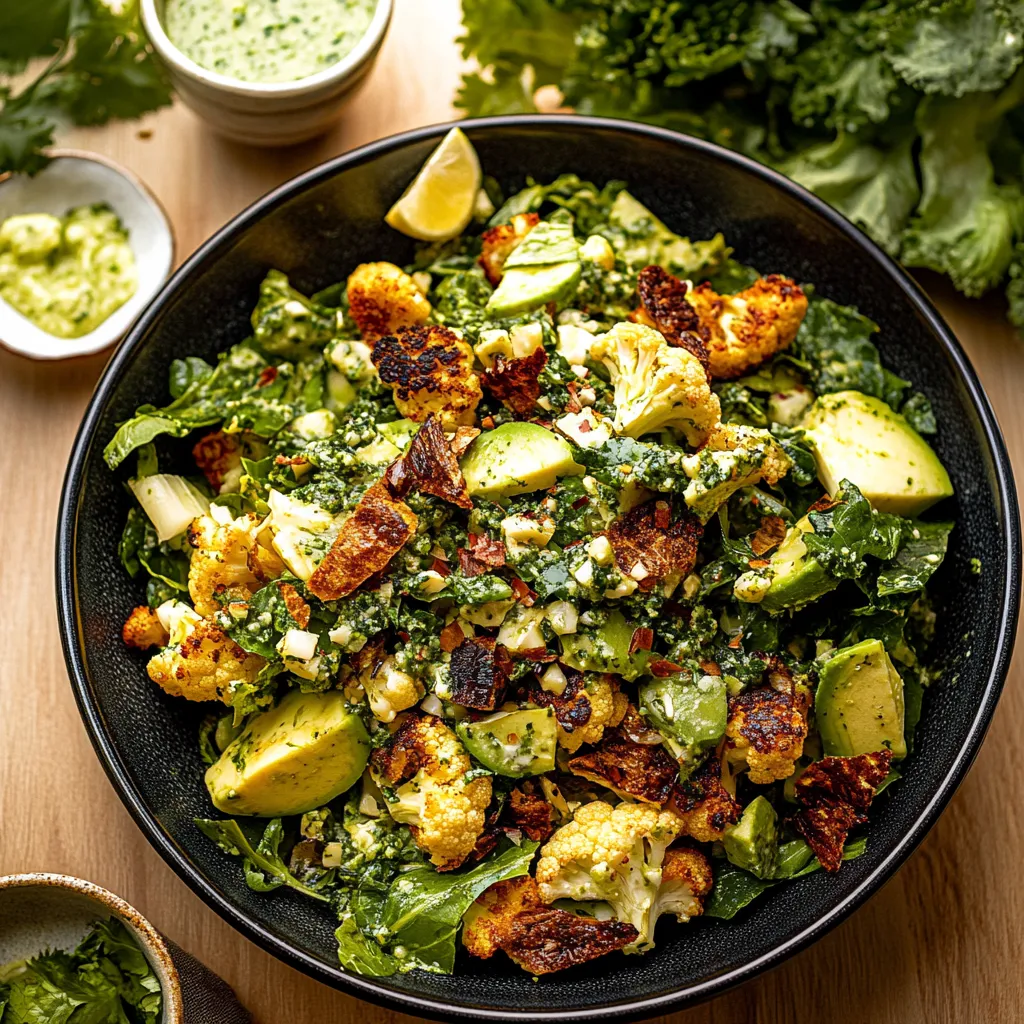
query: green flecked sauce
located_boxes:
[0,205,137,339]
[164,0,376,84]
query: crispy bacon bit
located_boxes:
[431,556,452,577]
[122,606,169,650]
[700,659,721,676]
[648,659,683,678]
[790,752,892,872]
[507,787,555,843]
[807,494,842,514]
[439,619,465,654]
[458,532,506,577]
[384,414,473,510]
[481,347,548,418]
[307,480,417,601]
[449,425,481,459]
[671,753,742,842]
[564,381,583,414]
[481,415,496,429]
[750,514,788,556]
[257,366,278,388]
[636,265,710,374]
[509,577,537,606]
[629,627,654,655]
[569,729,679,804]
[618,703,666,745]
[463,877,637,975]
[728,633,743,649]
[278,582,311,629]
[448,637,512,710]
[192,431,241,490]
[748,558,771,569]
[478,213,540,286]
[527,665,591,732]
[368,712,430,785]
[571,495,590,511]
[606,499,703,592]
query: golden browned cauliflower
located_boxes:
[371,324,483,427]
[478,213,540,285]
[346,261,431,343]
[122,606,169,650]
[554,673,629,753]
[186,508,263,618]
[724,680,811,784]
[671,752,741,843]
[688,274,808,380]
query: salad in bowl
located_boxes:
[105,130,954,980]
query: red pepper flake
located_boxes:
[571,495,590,511]
[481,415,496,429]
[431,556,452,577]
[728,632,743,649]
[578,418,592,434]
[808,494,842,514]
[564,539,584,550]
[628,627,654,654]
[748,558,770,569]
[648,659,683,678]
[439,619,465,653]
[257,366,278,388]
[274,454,309,467]
[699,659,721,676]
[397,630,411,643]
[510,577,537,606]
[653,501,671,530]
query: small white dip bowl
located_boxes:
[0,152,175,361]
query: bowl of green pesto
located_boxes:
[141,0,392,146]
[58,118,1019,1020]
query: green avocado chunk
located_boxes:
[460,422,582,498]
[486,262,582,317]
[457,707,557,778]
[802,390,953,517]
[816,638,906,760]
[638,671,727,767]
[560,609,651,681]
[205,689,370,816]
[722,795,780,880]
[760,515,838,614]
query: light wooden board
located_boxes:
[1,3,1021,1021]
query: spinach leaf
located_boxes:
[169,356,213,399]
[223,579,305,659]
[118,508,190,594]
[433,573,513,606]
[194,818,332,901]
[876,521,953,597]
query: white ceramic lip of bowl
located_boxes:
[0,152,174,361]
[0,873,183,1024]
[141,0,393,99]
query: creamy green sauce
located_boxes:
[164,0,376,84]
[0,205,137,339]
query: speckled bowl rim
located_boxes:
[56,115,1022,1022]
[140,0,393,98]
[0,873,184,1024]
[0,148,176,362]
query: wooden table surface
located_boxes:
[1,3,1022,1021]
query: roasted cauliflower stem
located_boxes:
[536,800,703,952]
[122,606,168,650]
[346,261,431,343]
[147,619,265,704]
[370,714,491,871]
[479,213,540,285]
[687,274,808,380]
[463,877,638,974]
[371,324,483,427]
[635,265,710,374]
[671,752,741,842]
[187,509,263,617]
[590,322,720,445]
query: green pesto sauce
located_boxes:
[0,205,137,339]
[164,0,376,84]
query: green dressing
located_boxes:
[164,0,376,84]
[0,205,137,339]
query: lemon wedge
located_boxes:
[385,127,482,242]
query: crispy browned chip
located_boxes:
[448,637,513,710]
[275,581,311,629]
[192,430,241,491]
[479,213,540,286]
[481,347,548,418]
[636,265,710,373]
[606,499,703,592]
[122,606,169,650]
[458,532,507,577]
[750,515,788,556]
[463,877,637,975]
[671,752,741,843]
[526,665,592,733]
[507,787,555,843]
[439,619,466,654]
[628,627,654,655]
[450,425,481,458]
[384,414,473,510]
[307,480,417,601]
[568,728,679,804]
[807,494,842,514]
[790,751,892,872]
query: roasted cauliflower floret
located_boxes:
[192,430,243,493]
[478,213,540,285]
[724,681,810,785]
[671,753,741,843]
[681,423,792,523]
[371,324,483,427]
[346,261,431,343]
[187,506,263,617]
[688,274,808,380]
[536,800,698,952]
[358,652,424,723]
[651,846,714,925]
[146,615,265,704]
[122,606,169,650]
[557,673,629,753]
[590,322,720,446]
[370,714,491,870]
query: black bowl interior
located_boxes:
[58,117,1020,1021]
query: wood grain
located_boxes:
[0,3,1021,1021]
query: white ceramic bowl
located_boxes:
[141,0,393,146]
[0,152,175,361]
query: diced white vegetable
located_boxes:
[277,628,319,661]
[540,663,567,696]
[497,605,547,652]
[130,474,209,543]
[587,536,613,566]
[545,600,578,635]
[155,599,201,645]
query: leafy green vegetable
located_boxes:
[118,507,190,598]
[0,0,171,176]
[876,520,953,597]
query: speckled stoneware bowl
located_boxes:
[141,0,392,145]
[57,117,1021,1021]
[0,874,250,1022]
[0,151,175,361]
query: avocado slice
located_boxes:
[760,515,838,615]
[376,418,418,450]
[638,671,727,766]
[802,390,953,516]
[816,638,906,760]
[457,707,557,778]
[486,262,582,317]
[460,422,583,498]
[560,609,651,681]
[722,795,779,880]
[205,689,370,816]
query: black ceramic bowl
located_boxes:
[57,116,1020,1021]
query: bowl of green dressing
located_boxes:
[141,0,392,146]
